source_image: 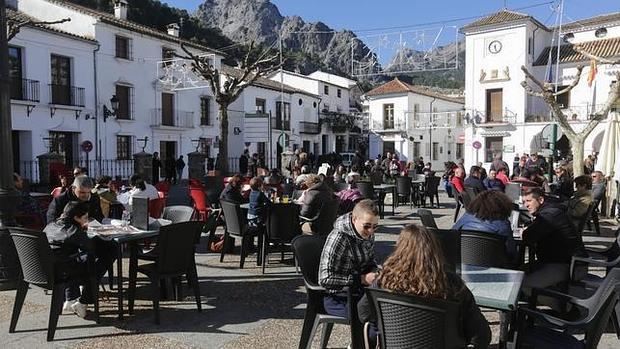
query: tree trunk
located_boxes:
[568,134,585,177]
[217,105,229,174]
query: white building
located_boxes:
[461,9,620,170]
[270,70,365,155]
[363,78,465,170]
[15,0,224,179]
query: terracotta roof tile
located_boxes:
[221,66,319,98]
[7,7,97,43]
[460,10,541,32]
[365,78,464,104]
[560,12,620,32]
[533,36,620,66]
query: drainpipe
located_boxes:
[93,43,101,176]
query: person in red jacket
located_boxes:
[451,167,465,193]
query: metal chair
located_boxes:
[292,235,363,349]
[395,176,413,209]
[358,181,385,218]
[420,175,441,208]
[570,231,620,287]
[127,221,203,324]
[299,199,340,236]
[575,202,596,236]
[219,199,263,268]
[417,208,438,229]
[162,205,195,223]
[586,200,601,236]
[366,288,467,349]
[460,229,509,268]
[8,228,100,341]
[262,204,301,273]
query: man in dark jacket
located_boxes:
[219,174,246,203]
[152,151,161,185]
[47,176,104,223]
[464,166,486,193]
[299,174,336,218]
[521,187,585,301]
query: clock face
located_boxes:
[488,40,502,54]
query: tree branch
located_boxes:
[552,65,584,96]
[8,18,71,41]
[573,45,620,65]
[521,65,545,89]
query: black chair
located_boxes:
[127,221,203,324]
[570,232,620,287]
[417,208,438,229]
[262,204,301,273]
[162,205,195,223]
[421,175,441,208]
[8,228,99,341]
[586,200,601,236]
[576,202,596,236]
[465,186,480,202]
[299,199,340,236]
[366,288,466,349]
[358,181,384,216]
[219,199,262,268]
[517,268,620,349]
[460,229,509,268]
[460,190,474,211]
[453,191,464,222]
[427,228,461,274]
[292,235,363,349]
[395,176,413,209]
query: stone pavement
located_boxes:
[1,183,619,348]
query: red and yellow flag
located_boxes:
[587,59,597,87]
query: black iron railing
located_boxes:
[11,78,40,102]
[49,84,85,107]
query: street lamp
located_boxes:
[102,95,119,122]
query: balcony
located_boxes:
[407,111,465,133]
[11,78,40,102]
[371,119,406,133]
[299,121,320,134]
[150,109,194,128]
[48,84,85,107]
[525,103,618,123]
[464,109,517,126]
[271,117,290,131]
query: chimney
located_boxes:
[114,0,128,20]
[167,23,180,37]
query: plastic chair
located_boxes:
[586,200,601,236]
[162,205,195,223]
[570,232,620,287]
[292,235,363,349]
[148,197,165,219]
[460,229,509,268]
[395,176,413,209]
[417,208,438,229]
[421,176,441,208]
[366,288,466,349]
[299,199,340,236]
[50,187,63,198]
[127,221,203,324]
[219,199,262,269]
[154,181,171,195]
[575,202,596,236]
[8,228,99,341]
[189,188,211,221]
[262,204,301,273]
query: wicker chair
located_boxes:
[162,205,195,223]
[460,229,509,268]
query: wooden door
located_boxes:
[486,89,503,122]
[162,93,174,126]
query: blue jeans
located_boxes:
[65,239,116,303]
[324,295,349,318]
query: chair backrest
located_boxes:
[578,268,620,349]
[459,230,508,268]
[459,190,474,209]
[427,228,461,274]
[465,186,479,200]
[266,204,300,242]
[131,197,149,230]
[50,187,63,198]
[154,181,171,193]
[219,199,245,236]
[310,199,341,236]
[417,209,438,229]
[9,228,55,287]
[155,221,203,275]
[576,202,596,234]
[357,181,376,200]
[370,171,383,185]
[425,176,441,195]
[505,182,522,202]
[395,176,411,195]
[366,288,465,349]
[189,188,209,212]
[292,235,326,288]
[162,205,195,223]
[148,197,165,219]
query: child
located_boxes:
[247,177,271,227]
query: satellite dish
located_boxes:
[541,124,563,141]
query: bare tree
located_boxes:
[521,45,620,176]
[7,15,70,41]
[180,42,280,174]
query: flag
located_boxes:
[587,59,597,87]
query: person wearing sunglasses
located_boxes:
[319,199,380,319]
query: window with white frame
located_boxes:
[117,135,132,160]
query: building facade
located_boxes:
[461,10,620,171]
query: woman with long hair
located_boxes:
[358,224,491,348]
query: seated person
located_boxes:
[496,168,510,185]
[265,168,283,186]
[93,175,117,218]
[521,188,585,305]
[551,166,574,200]
[44,201,116,318]
[294,165,312,188]
[591,170,606,203]
[333,164,347,184]
[247,176,271,227]
[464,166,486,193]
[13,172,44,221]
[47,175,104,223]
[567,175,593,231]
[319,200,380,318]
[453,190,517,261]
[450,167,466,194]
[299,174,336,219]
[219,174,245,203]
[358,224,491,349]
[337,174,363,214]
[483,170,505,191]
[127,174,159,207]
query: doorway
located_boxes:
[160,141,177,163]
[49,131,77,166]
[486,88,503,122]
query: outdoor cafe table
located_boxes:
[373,184,396,216]
[462,264,524,349]
[88,224,158,319]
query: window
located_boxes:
[413,142,421,158]
[255,98,266,113]
[555,85,570,108]
[485,137,503,163]
[117,135,132,160]
[337,89,342,98]
[456,111,464,127]
[200,96,211,125]
[199,137,210,156]
[336,135,346,153]
[9,46,22,100]
[276,101,291,130]
[162,47,175,61]
[115,35,131,59]
[595,28,607,38]
[383,103,394,129]
[432,142,440,160]
[50,54,71,105]
[115,84,131,120]
[324,85,329,95]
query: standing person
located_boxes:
[381,152,392,174]
[490,153,509,177]
[152,152,161,185]
[415,157,425,174]
[288,149,301,174]
[164,156,175,184]
[248,153,258,178]
[175,155,186,182]
[319,200,380,318]
[239,149,249,177]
